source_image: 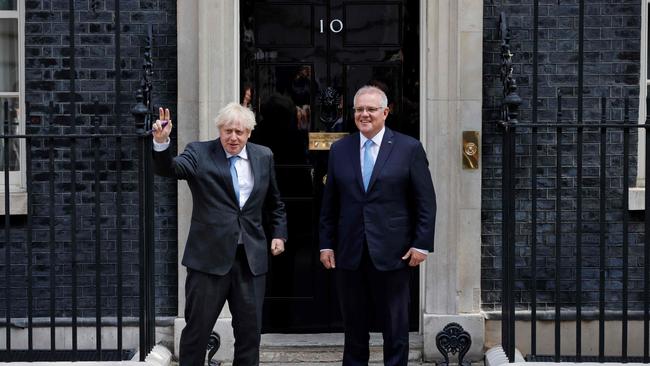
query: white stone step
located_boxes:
[258,332,423,363]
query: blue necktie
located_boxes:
[229,155,240,204]
[362,139,374,191]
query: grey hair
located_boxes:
[353,86,388,108]
[215,102,257,131]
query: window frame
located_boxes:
[0,1,27,214]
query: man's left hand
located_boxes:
[402,248,427,267]
[271,238,285,256]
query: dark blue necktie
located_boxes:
[362,139,374,191]
[229,155,240,204]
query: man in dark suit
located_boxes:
[152,103,288,366]
[319,86,436,366]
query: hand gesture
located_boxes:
[153,107,173,143]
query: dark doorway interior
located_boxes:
[240,0,420,333]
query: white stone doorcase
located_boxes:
[175,0,484,362]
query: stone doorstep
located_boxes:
[212,363,435,366]
[259,349,422,363]
[257,333,423,363]
[260,332,423,347]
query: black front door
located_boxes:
[240,0,420,333]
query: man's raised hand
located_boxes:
[153,107,173,143]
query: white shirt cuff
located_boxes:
[412,247,428,254]
[153,138,171,151]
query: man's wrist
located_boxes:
[153,137,170,151]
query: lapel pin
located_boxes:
[388,140,392,144]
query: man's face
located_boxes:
[219,121,251,155]
[354,92,388,139]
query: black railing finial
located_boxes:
[133,25,154,134]
[132,89,148,133]
[498,12,522,129]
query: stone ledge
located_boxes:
[629,187,645,210]
[0,344,172,366]
[0,190,27,215]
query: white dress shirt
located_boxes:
[225,147,254,209]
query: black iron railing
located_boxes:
[498,3,650,363]
[498,12,520,362]
[499,93,650,363]
[0,20,157,365]
[0,112,155,361]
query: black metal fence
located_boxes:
[0,29,157,363]
[498,4,650,363]
[499,95,650,363]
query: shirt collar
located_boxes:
[360,127,385,149]
[225,145,248,160]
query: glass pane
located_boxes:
[0,97,20,171]
[254,4,313,46]
[344,4,401,46]
[0,0,16,10]
[0,19,18,92]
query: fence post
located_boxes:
[131,25,156,361]
[499,12,521,363]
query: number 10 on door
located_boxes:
[320,19,343,33]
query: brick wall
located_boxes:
[0,0,178,319]
[482,0,644,312]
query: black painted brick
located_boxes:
[483,0,644,313]
[0,0,178,319]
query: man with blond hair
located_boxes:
[152,103,287,366]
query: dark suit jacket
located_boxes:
[319,128,436,271]
[153,140,287,276]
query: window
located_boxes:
[0,0,26,214]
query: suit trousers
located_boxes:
[336,246,411,366]
[179,246,266,366]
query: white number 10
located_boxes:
[320,19,344,33]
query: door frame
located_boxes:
[175,0,427,332]
[175,0,485,361]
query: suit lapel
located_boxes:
[352,133,365,193]
[367,128,395,192]
[211,140,239,207]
